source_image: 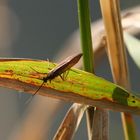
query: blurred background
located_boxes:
[0,0,139,140]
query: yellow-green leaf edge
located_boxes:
[0,58,140,109]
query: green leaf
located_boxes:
[124,32,140,68]
[0,58,140,115]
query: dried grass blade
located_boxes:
[100,0,137,139]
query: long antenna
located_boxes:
[25,82,45,105]
[33,81,45,96]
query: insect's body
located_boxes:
[34,53,82,95]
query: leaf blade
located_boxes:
[0,58,140,114]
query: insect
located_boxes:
[33,53,83,95]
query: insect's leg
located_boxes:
[29,59,51,74]
[30,66,41,74]
[45,59,56,73]
[59,70,69,81]
[46,59,56,67]
[64,70,69,79]
[29,66,48,74]
[59,75,65,81]
[70,69,79,74]
[46,58,50,67]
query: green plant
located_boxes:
[0,0,140,140]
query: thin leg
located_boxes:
[46,59,56,67]
[59,70,69,81]
[59,75,64,81]
[30,66,41,73]
[46,58,50,68]
[71,69,79,74]
[30,66,48,74]
[64,70,69,79]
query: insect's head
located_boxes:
[42,76,49,82]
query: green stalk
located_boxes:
[77,1,109,139]
[77,0,94,138]
[77,0,94,73]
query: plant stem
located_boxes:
[100,0,137,139]
[77,0,94,72]
[77,1,109,140]
[77,0,94,139]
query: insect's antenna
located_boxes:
[33,81,45,96]
[24,81,45,105]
